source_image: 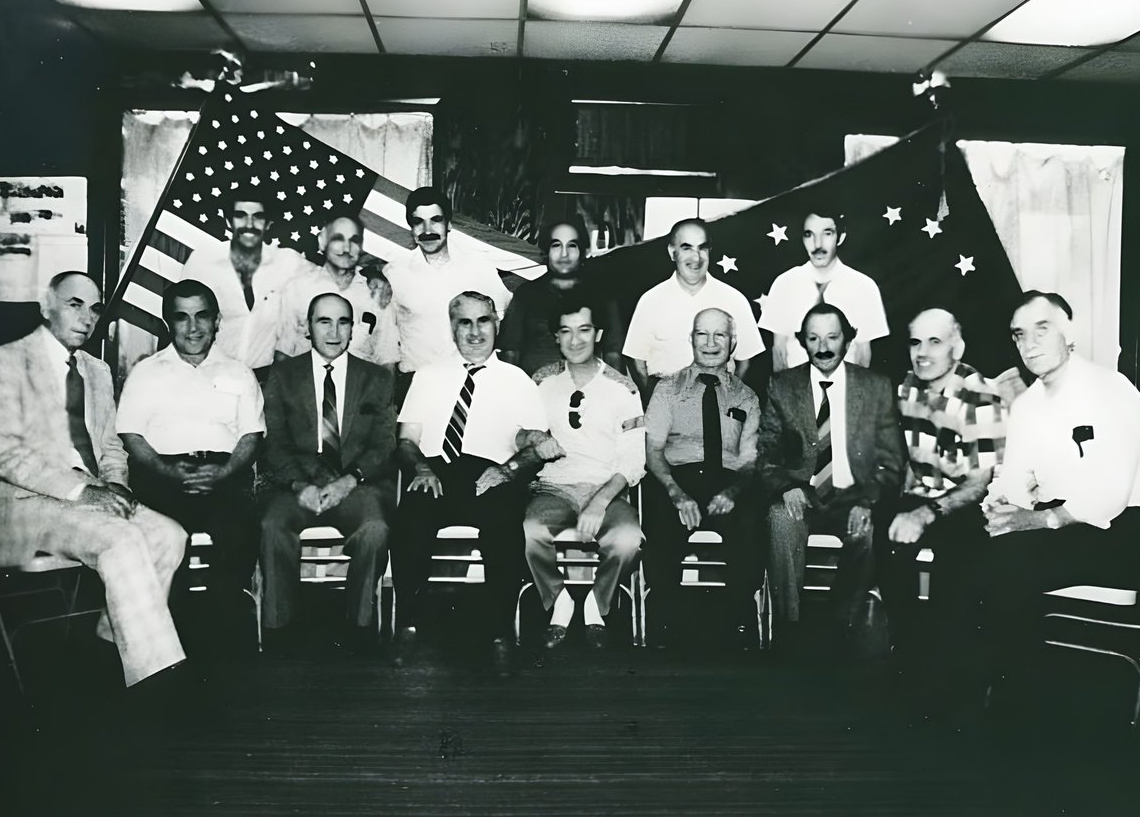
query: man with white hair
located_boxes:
[978,291,1140,705]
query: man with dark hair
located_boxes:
[276,212,399,372]
[624,218,764,396]
[385,187,512,379]
[0,271,187,687]
[392,291,561,673]
[760,208,888,371]
[181,188,316,370]
[759,303,904,651]
[259,293,397,653]
[117,279,264,653]
[499,216,625,376]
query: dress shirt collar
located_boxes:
[670,271,710,296]
[41,325,73,364]
[678,362,731,389]
[462,349,500,370]
[311,348,347,377]
[810,359,847,390]
[153,342,230,369]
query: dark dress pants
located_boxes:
[391,455,527,640]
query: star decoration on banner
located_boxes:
[717,255,738,274]
[921,218,942,238]
[955,255,976,276]
[883,206,902,225]
[767,223,788,245]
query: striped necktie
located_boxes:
[810,380,833,499]
[66,353,100,477]
[441,364,485,464]
[321,362,341,470]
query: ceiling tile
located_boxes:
[64,10,230,50]
[365,0,519,19]
[528,1,681,25]
[796,34,958,73]
[680,0,851,31]
[1056,50,1140,82]
[212,0,361,13]
[225,14,379,53]
[379,18,518,57]
[937,41,1093,79]
[833,0,1024,39]
[523,21,668,60]
[662,27,815,66]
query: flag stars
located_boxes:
[276,125,285,135]
[199,213,209,223]
[329,155,338,165]
[291,231,300,241]
[276,191,287,201]
[316,179,326,190]
[250,110,258,119]
[355,168,365,178]
[335,174,345,184]
[284,212,293,221]
[955,255,976,276]
[198,146,208,155]
[921,218,942,239]
[302,141,311,149]
[717,255,738,274]
[192,193,201,202]
[204,167,214,176]
[256,131,265,140]
[283,146,292,156]
[342,194,352,204]
[185,172,195,181]
[237,135,247,145]
[303,205,313,216]
[322,199,333,210]
[883,206,902,225]
[310,225,321,236]
[296,185,306,195]
[250,176,260,186]
[231,115,239,124]
[767,223,788,245]
[224,161,234,171]
[210,187,221,197]
[309,160,319,170]
[243,156,253,166]
[211,120,220,129]
[217,140,227,150]
[269,171,279,181]
[263,150,273,161]
[173,199,182,209]
[289,165,299,175]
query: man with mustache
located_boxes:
[623,219,764,398]
[759,303,903,653]
[275,212,400,372]
[181,187,316,372]
[760,208,888,371]
[384,188,512,391]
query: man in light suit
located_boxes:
[0,271,187,688]
[759,303,904,650]
[259,292,397,653]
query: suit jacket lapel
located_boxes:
[340,354,363,444]
[845,365,866,445]
[791,366,816,441]
[297,356,319,451]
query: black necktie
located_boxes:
[697,373,722,471]
[815,281,830,304]
[242,277,256,311]
[811,381,833,499]
[442,364,485,464]
[321,363,341,470]
[66,354,100,476]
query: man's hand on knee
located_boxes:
[78,484,136,519]
[888,507,933,545]
[781,487,809,522]
[669,489,702,530]
[846,505,873,539]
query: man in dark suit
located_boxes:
[759,303,904,650]
[259,292,397,652]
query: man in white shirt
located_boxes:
[760,208,888,371]
[622,218,764,396]
[394,291,562,673]
[276,212,399,372]
[118,279,264,654]
[525,294,645,652]
[978,291,1140,708]
[384,187,512,383]
[180,188,316,372]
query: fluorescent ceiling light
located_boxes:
[529,0,681,24]
[56,0,202,9]
[569,166,715,177]
[983,0,1140,47]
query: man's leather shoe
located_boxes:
[585,624,608,651]
[390,626,418,668]
[542,625,568,651]
[491,637,514,677]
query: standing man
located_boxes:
[276,212,399,371]
[0,271,186,688]
[878,308,1006,672]
[181,187,315,371]
[117,279,264,653]
[393,291,561,672]
[525,294,645,651]
[979,291,1140,706]
[642,308,762,647]
[623,219,764,397]
[760,208,888,371]
[759,303,904,650]
[499,216,625,376]
[385,187,512,383]
[259,293,397,652]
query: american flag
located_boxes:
[104,90,543,341]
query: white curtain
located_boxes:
[845,135,1126,369]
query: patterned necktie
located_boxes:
[66,353,100,476]
[810,380,833,499]
[815,280,830,304]
[697,373,723,471]
[442,364,485,464]
[321,362,341,470]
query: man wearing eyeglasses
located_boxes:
[524,294,645,652]
[642,308,762,648]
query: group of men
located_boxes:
[2,187,1138,722]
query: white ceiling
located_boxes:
[40,0,1140,82]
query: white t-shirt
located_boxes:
[759,259,889,369]
[622,273,765,377]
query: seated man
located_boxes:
[525,294,645,651]
[393,291,561,672]
[117,279,264,653]
[759,304,904,651]
[878,308,1006,673]
[642,308,762,647]
[259,293,397,653]
[979,291,1140,708]
[0,271,186,688]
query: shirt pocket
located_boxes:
[209,381,242,426]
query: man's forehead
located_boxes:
[558,307,593,328]
[171,294,212,314]
[327,217,361,237]
[694,312,730,334]
[411,204,445,221]
[549,224,582,244]
[673,224,707,246]
[453,299,493,320]
[1011,297,1059,328]
[232,200,268,214]
[910,309,954,338]
[805,314,842,334]
[55,274,100,303]
[804,213,837,231]
[312,299,351,320]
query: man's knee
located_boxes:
[349,519,390,558]
[600,523,644,562]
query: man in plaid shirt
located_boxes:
[878,307,1007,679]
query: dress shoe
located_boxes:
[542,625,568,651]
[491,637,515,677]
[584,624,608,651]
[262,625,303,658]
[390,626,419,668]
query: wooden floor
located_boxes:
[3,602,1139,816]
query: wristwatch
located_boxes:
[925,499,945,520]
[506,460,520,474]
[1044,508,1061,529]
[350,468,365,485]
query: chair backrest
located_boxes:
[430,526,484,584]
